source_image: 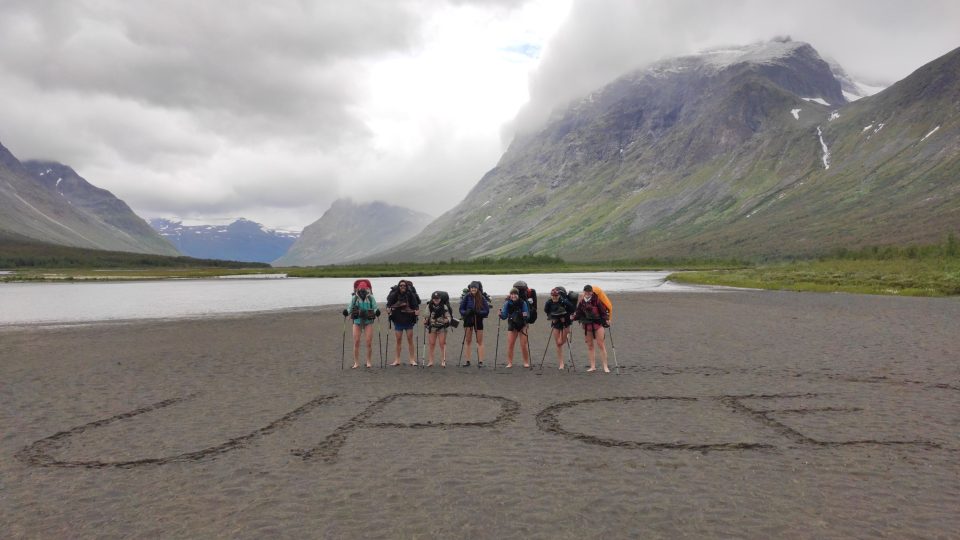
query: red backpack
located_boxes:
[353,279,373,293]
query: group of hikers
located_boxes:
[341,279,615,373]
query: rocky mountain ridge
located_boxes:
[375,39,959,261]
[0,149,178,255]
[275,199,432,266]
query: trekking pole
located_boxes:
[340,314,347,370]
[420,323,427,368]
[494,318,502,370]
[537,328,551,370]
[457,329,467,367]
[566,333,576,372]
[607,325,620,375]
[376,315,384,368]
[384,319,391,367]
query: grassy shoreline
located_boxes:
[4,239,959,297]
[669,252,960,297]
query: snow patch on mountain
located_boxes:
[816,126,830,169]
[791,108,801,120]
[802,97,830,106]
[921,126,940,141]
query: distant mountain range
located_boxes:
[150,218,299,263]
[377,39,959,261]
[275,199,432,266]
[0,148,178,255]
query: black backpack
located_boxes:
[431,290,460,328]
[460,282,492,307]
[515,284,538,324]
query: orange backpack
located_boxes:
[592,285,613,323]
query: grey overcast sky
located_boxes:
[0,0,956,230]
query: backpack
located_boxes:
[553,286,578,310]
[390,280,421,306]
[353,278,373,293]
[514,282,538,324]
[460,282,492,308]
[591,285,613,323]
[349,279,376,321]
[431,290,459,328]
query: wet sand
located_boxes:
[2,289,959,539]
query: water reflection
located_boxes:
[0,272,708,326]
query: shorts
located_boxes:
[428,325,448,335]
[582,322,604,335]
[393,321,415,332]
[550,318,571,330]
[463,317,484,331]
[507,321,527,332]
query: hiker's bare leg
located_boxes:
[585,331,596,371]
[595,327,609,372]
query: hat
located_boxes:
[509,287,519,295]
[583,285,593,292]
[513,280,527,289]
[431,292,441,300]
[468,281,481,289]
[550,287,560,295]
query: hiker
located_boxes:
[459,281,490,367]
[342,280,379,369]
[424,291,451,367]
[544,287,575,369]
[512,280,538,325]
[571,285,610,372]
[387,279,420,366]
[499,287,530,368]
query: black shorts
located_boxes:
[464,317,484,331]
[549,318,571,330]
[507,321,527,332]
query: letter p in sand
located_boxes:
[293,392,520,463]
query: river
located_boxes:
[0,271,708,326]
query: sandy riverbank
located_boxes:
[2,290,958,538]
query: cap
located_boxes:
[509,287,519,295]
[583,285,593,292]
[431,292,441,300]
[550,288,560,295]
[469,281,481,289]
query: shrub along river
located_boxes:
[0,271,711,326]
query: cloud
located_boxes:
[0,0,562,230]
[510,0,960,135]
[3,0,952,232]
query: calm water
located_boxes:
[0,272,708,326]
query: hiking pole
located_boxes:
[384,319,391,368]
[607,325,620,375]
[566,334,576,372]
[494,318,502,370]
[457,329,467,367]
[421,323,427,368]
[376,315,384,368]
[340,314,347,370]
[537,329,551,370]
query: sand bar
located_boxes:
[2,290,959,538]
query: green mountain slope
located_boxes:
[0,146,179,256]
[379,40,959,261]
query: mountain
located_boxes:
[377,39,960,261]
[274,199,432,266]
[0,148,179,255]
[150,218,299,264]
